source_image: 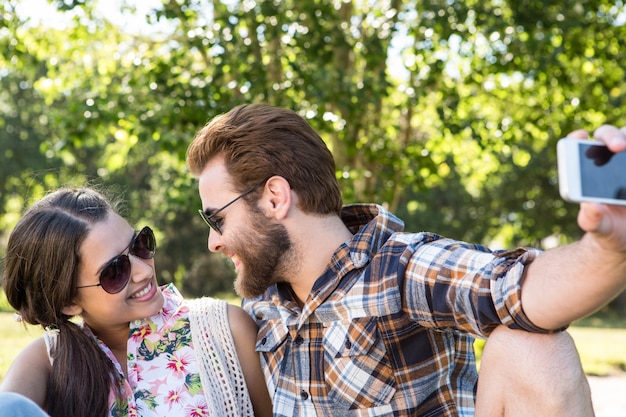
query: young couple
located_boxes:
[2,104,626,416]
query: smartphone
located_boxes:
[557,138,626,206]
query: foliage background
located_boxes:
[1,0,625,306]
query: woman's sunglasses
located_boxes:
[76,226,156,294]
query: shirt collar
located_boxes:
[340,203,405,266]
[308,204,404,297]
[129,282,182,330]
[258,204,405,315]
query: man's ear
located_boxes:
[61,303,83,317]
[262,176,292,219]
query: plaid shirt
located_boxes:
[244,204,544,416]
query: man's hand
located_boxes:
[522,125,626,330]
[568,125,626,251]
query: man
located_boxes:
[187,103,626,416]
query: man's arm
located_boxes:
[522,125,626,329]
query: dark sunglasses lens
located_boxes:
[131,227,156,259]
[205,218,219,233]
[100,255,131,294]
[198,210,220,234]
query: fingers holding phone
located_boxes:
[557,137,626,206]
[593,125,626,153]
[558,127,626,250]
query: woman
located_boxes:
[0,392,48,417]
[0,187,272,417]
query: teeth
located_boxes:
[132,282,152,298]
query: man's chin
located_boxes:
[234,275,270,299]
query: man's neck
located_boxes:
[286,213,354,305]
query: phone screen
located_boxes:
[579,142,626,201]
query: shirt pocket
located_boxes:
[255,318,289,393]
[323,316,396,409]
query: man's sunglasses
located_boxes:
[198,186,257,235]
[76,226,156,294]
[198,177,274,235]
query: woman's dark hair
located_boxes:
[2,187,123,417]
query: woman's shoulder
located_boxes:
[224,303,257,337]
[185,295,228,313]
[186,297,255,331]
[185,298,258,351]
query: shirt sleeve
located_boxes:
[399,232,548,338]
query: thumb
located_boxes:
[577,203,610,235]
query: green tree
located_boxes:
[1,0,625,308]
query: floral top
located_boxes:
[82,284,209,417]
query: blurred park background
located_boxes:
[1,0,626,329]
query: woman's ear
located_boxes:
[61,303,83,316]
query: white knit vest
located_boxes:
[188,297,255,417]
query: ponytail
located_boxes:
[45,321,122,417]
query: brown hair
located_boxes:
[2,188,122,417]
[187,103,343,214]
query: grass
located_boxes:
[0,312,43,380]
[568,313,626,376]
[1,308,625,382]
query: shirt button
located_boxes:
[300,390,309,400]
[345,339,352,349]
[133,320,142,326]
[294,335,304,345]
[261,337,267,345]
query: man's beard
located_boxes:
[232,207,292,299]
